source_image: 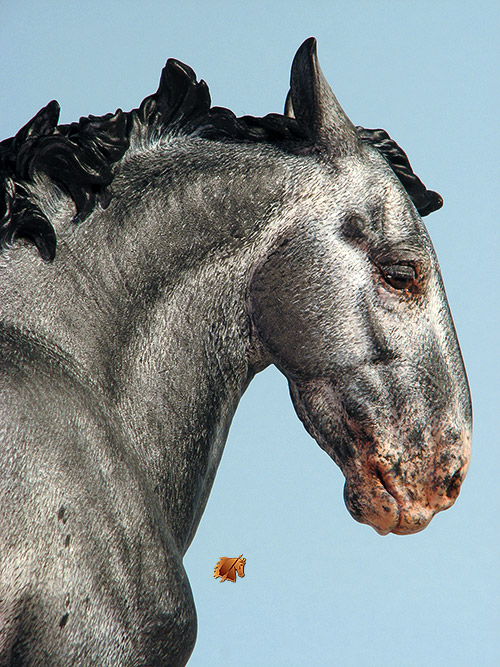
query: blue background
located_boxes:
[1,2,498,665]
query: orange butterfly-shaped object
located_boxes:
[213,555,246,582]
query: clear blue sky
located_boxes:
[1,2,498,665]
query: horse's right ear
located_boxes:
[288,38,360,156]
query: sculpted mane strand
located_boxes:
[1,56,442,262]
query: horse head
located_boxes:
[248,39,471,535]
[235,556,246,578]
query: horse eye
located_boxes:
[382,264,416,290]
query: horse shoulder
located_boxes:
[0,334,197,665]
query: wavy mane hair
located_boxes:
[0,59,443,262]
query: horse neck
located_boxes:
[2,137,290,552]
[109,140,293,551]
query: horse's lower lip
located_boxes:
[391,509,434,535]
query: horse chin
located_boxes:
[342,467,401,535]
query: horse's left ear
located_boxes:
[287,38,360,156]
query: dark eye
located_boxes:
[381,264,416,290]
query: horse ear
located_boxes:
[289,37,360,155]
[284,90,295,118]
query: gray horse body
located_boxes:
[0,39,471,665]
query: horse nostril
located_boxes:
[445,468,462,499]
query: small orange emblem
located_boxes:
[213,555,246,582]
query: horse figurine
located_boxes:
[213,555,246,582]
[0,38,471,665]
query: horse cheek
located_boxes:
[247,233,341,380]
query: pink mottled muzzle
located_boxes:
[342,430,471,535]
[289,378,471,536]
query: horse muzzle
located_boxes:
[342,430,471,536]
[288,377,471,535]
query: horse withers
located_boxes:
[0,38,471,665]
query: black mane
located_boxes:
[0,58,442,261]
[355,127,443,217]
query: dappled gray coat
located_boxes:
[0,39,471,666]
